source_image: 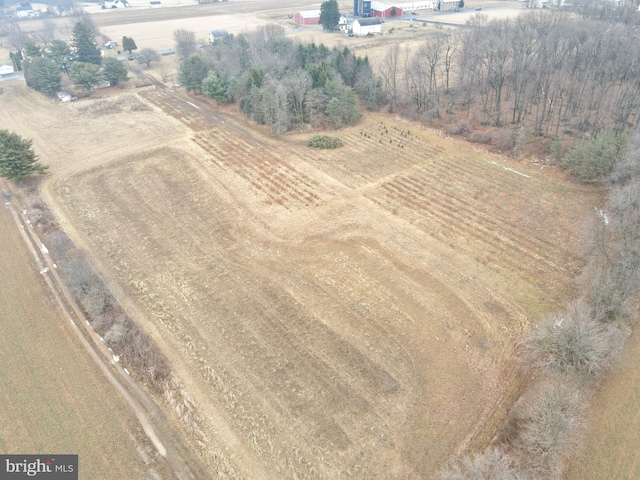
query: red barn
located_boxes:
[371,2,403,17]
[294,10,321,25]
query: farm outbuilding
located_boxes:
[371,2,403,17]
[352,17,382,35]
[437,0,459,10]
[294,10,321,25]
[14,4,35,17]
[396,1,435,11]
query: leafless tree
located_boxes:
[137,47,159,68]
[521,299,616,377]
[174,28,196,60]
[7,22,27,51]
[74,10,99,35]
[499,376,587,479]
[380,44,403,112]
[405,52,430,113]
[304,88,326,128]
[441,446,522,480]
[282,70,311,127]
[35,20,57,48]
[158,63,173,83]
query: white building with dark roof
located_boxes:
[352,17,382,35]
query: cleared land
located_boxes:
[0,76,599,477]
[0,191,174,479]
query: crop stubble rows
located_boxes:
[55,87,596,478]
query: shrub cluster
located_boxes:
[559,127,628,183]
[53,242,171,393]
[306,134,344,149]
[467,128,515,151]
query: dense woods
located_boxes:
[179,25,384,134]
[456,12,640,135]
[179,11,640,182]
[393,11,640,135]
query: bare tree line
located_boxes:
[18,183,172,394]
[384,11,640,141]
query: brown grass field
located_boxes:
[0,75,601,478]
[7,1,639,477]
[565,326,640,480]
[0,192,175,479]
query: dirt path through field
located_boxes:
[0,185,174,479]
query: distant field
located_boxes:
[0,0,526,64]
[0,199,173,479]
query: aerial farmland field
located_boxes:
[0,74,601,478]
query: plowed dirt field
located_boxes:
[0,80,599,478]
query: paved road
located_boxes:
[0,73,24,83]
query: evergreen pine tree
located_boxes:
[319,0,340,32]
[25,57,61,96]
[0,130,48,180]
[122,36,138,55]
[72,22,102,65]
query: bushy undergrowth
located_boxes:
[467,128,515,151]
[522,300,621,377]
[441,446,521,480]
[306,134,344,149]
[500,377,587,479]
[54,243,171,393]
[560,128,628,183]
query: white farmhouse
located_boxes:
[208,29,229,45]
[14,4,35,17]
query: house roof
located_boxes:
[297,9,321,18]
[355,17,383,26]
[210,29,229,37]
